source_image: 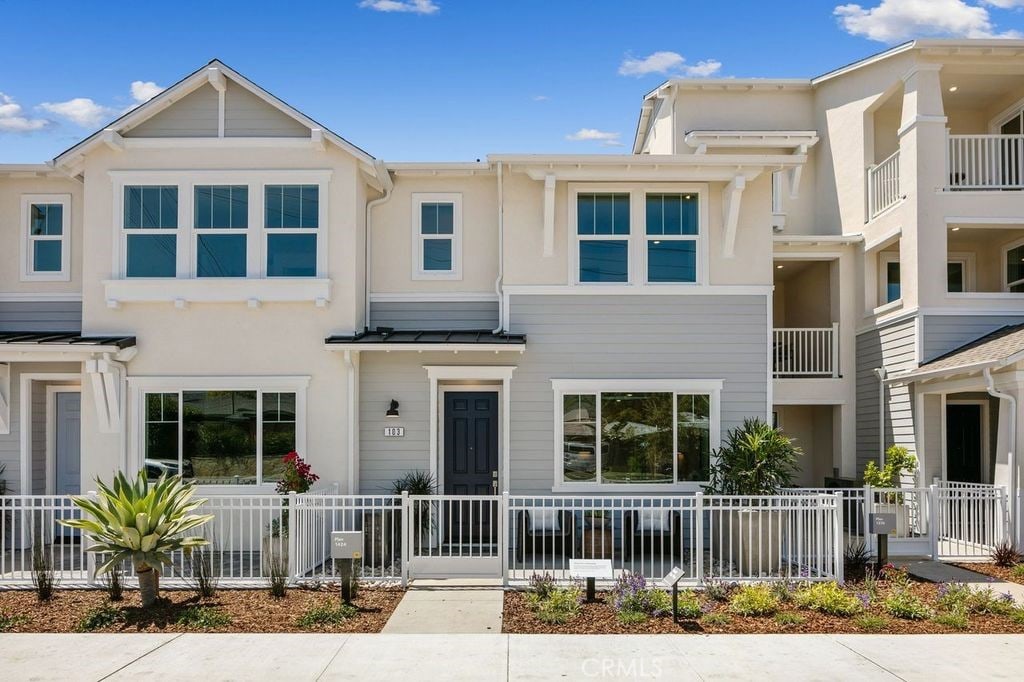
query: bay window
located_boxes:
[554,380,720,488]
[137,379,306,487]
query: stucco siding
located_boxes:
[855,317,918,476]
[0,301,82,332]
[369,300,499,331]
[921,314,1024,363]
[358,294,769,494]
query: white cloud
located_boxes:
[681,59,723,77]
[358,0,439,14]
[130,80,163,104]
[981,0,1024,8]
[39,97,117,127]
[618,51,686,77]
[566,128,623,147]
[618,51,723,78]
[532,95,549,101]
[0,93,50,133]
[835,0,1022,43]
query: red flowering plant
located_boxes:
[275,451,319,495]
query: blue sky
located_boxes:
[3,0,1024,162]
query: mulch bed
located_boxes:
[0,586,403,633]
[502,579,1024,635]
[952,562,1024,586]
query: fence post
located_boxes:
[928,484,939,560]
[695,492,704,585]
[287,490,297,581]
[500,491,510,588]
[862,485,873,558]
[400,491,409,588]
[86,491,98,585]
[830,322,840,378]
[833,492,844,584]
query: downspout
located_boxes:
[492,161,505,334]
[873,367,887,465]
[984,367,1016,537]
[364,160,394,331]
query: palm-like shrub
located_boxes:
[705,418,801,495]
[59,471,213,607]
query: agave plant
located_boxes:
[59,471,214,607]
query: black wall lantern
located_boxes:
[386,399,400,418]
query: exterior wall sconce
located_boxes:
[386,399,400,418]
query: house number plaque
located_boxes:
[383,426,405,437]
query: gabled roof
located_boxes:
[51,59,375,169]
[893,323,1024,383]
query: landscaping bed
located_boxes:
[952,562,1024,586]
[0,586,403,633]
[503,568,1024,635]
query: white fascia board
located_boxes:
[369,292,498,303]
[665,79,811,91]
[773,235,863,245]
[326,343,525,353]
[492,153,807,166]
[683,131,819,150]
[103,278,332,306]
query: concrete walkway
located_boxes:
[898,558,1024,603]
[381,579,504,634]
[2,633,1023,680]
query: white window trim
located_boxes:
[127,375,309,492]
[111,169,330,284]
[20,194,71,282]
[411,192,463,281]
[878,251,901,307]
[191,184,252,279]
[1001,236,1024,292]
[550,378,722,492]
[567,183,709,287]
[946,251,976,293]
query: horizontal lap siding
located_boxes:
[126,84,219,138]
[922,315,1024,363]
[855,317,917,477]
[358,294,769,495]
[224,82,310,138]
[369,301,499,331]
[0,301,82,332]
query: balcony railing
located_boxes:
[773,324,839,378]
[867,150,901,220]
[947,134,1024,190]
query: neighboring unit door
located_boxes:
[443,391,499,544]
[55,392,82,495]
[946,403,982,484]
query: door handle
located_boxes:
[492,470,498,494]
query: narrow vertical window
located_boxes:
[265,185,318,277]
[562,394,597,483]
[22,195,70,281]
[195,185,248,277]
[124,185,178,278]
[413,194,461,279]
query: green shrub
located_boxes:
[700,612,732,627]
[704,418,800,495]
[1010,608,1024,625]
[933,609,969,631]
[528,572,556,601]
[175,605,231,629]
[729,584,781,617]
[854,613,889,632]
[0,613,27,632]
[703,579,736,602]
[883,587,932,620]
[675,589,704,619]
[617,609,649,625]
[863,445,917,489]
[1011,564,1024,578]
[769,581,795,604]
[77,603,123,632]
[793,582,862,617]
[531,585,582,624]
[991,541,1021,568]
[612,573,672,622]
[774,611,805,626]
[938,583,1014,616]
[297,600,358,627]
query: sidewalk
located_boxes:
[381,579,504,633]
[2,633,1023,681]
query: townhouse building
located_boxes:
[1,41,1022,532]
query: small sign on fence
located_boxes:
[331,531,363,560]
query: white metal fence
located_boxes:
[948,134,1024,190]
[867,150,901,219]
[0,482,1012,589]
[772,325,839,378]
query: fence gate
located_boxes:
[406,494,503,579]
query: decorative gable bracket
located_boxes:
[0,364,9,435]
[722,175,747,258]
[85,356,123,434]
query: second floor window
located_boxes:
[124,186,178,278]
[412,193,462,280]
[577,193,630,283]
[646,193,698,283]
[22,194,70,281]
[265,185,318,277]
[195,185,247,278]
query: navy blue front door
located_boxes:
[443,391,499,495]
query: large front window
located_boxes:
[557,382,717,486]
[143,388,298,485]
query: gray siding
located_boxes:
[127,84,220,137]
[855,317,917,476]
[0,301,82,332]
[359,294,769,494]
[223,81,310,137]
[370,301,499,331]
[922,314,1024,363]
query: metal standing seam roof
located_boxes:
[325,329,526,345]
[900,323,1024,379]
[0,332,137,349]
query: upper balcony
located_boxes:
[772,259,839,379]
